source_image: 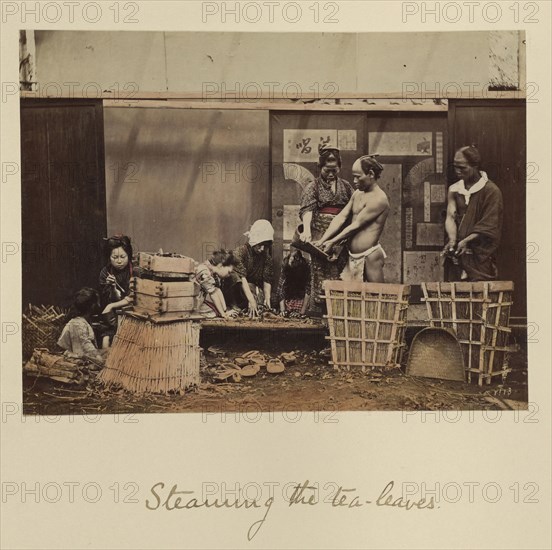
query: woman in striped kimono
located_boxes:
[299,145,353,315]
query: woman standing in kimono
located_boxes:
[299,145,354,314]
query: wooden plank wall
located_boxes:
[103,108,270,262]
[21,100,107,307]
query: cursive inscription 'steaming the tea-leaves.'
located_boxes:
[146,480,435,541]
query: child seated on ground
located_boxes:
[277,249,311,317]
[57,287,105,363]
[194,250,239,320]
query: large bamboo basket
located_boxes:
[99,313,201,394]
[421,281,514,385]
[22,305,67,360]
[323,281,410,368]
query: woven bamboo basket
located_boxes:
[421,281,514,385]
[406,327,465,382]
[99,313,201,394]
[22,305,68,360]
[323,281,410,368]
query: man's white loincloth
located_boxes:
[340,244,387,281]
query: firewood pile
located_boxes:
[23,348,101,385]
[22,304,68,360]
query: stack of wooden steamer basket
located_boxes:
[99,252,202,394]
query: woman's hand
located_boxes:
[224,309,239,320]
[248,300,259,319]
[105,273,117,286]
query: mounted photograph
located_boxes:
[18,29,528,415]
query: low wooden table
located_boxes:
[202,318,326,331]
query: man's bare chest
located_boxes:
[352,194,369,215]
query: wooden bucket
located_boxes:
[99,313,201,394]
[421,281,514,385]
[323,281,410,368]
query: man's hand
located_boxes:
[455,239,470,256]
[300,230,312,243]
[442,241,456,256]
[319,240,334,253]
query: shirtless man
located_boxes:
[314,155,389,282]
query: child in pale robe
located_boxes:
[57,287,105,363]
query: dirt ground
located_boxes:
[22,327,528,415]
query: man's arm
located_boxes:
[444,190,458,248]
[316,195,355,244]
[456,232,481,255]
[322,197,387,248]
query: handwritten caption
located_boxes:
[146,480,434,540]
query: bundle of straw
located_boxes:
[99,315,201,394]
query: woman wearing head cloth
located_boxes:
[299,145,354,315]
[221,220,274,318]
